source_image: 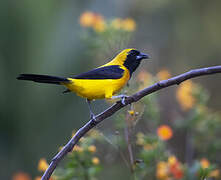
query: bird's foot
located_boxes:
[90,113,97,125]
[121,95,129,105]
[112,94,129,105]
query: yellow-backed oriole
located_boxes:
[17,48,150,119]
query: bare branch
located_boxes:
[42,65,221,180]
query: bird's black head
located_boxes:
[123,49,150,76]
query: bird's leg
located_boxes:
[111,94,129,105]
[86,99,96,121]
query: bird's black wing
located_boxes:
[73,65,124,79]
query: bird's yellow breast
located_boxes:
[64,66,130,100]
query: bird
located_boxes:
[17,48,150,120]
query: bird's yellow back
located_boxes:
[65,49,134,100]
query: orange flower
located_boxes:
[122,18,136,31]
[38,158,49,172]
[92,157,100,165]
[157,69,171,80]
[93,14,106,32]
[156,161,169,179]
[157,125,173,141]
[176,80,195,111]
[79,12,106,32]
[79,11,95,27]
[157,156,184,180]
[88,145,96,153]
[209,169,220,178]
[12,172,31,180]
[200,158,210,169]
[35,177,41,180]
[169,161,184,179]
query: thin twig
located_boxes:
[98,131,130,168]
[124,112,135,173]
[124,104,137,173]
[42,65,221,180]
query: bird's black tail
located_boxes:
[17,74,70,84]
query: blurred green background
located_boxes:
[1,0,221,179]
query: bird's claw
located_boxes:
[90,113,97,125]
[121,95,129,105]
[111,94,129,105]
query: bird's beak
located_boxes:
[136,52,150,60]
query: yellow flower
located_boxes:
[128,110,135,116]
[176,80,195,111]
[200,158,210,169]
[136,132,145,145]
[209,169,220,178]
[122,18,136,32]
[157,69,171,80]
[136,132,144,138]
[88,145,96,153]
[156,161,169,179]
[157,125,173,141]
[38,158,49,172]
[93,14,106,32]
[79,11,95,27]
[168,155,177,165]
[111,18,123,29]
[73,145,83,152]
[92,157,100,165]
[136,138,145,145]
[12,172,31,180]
